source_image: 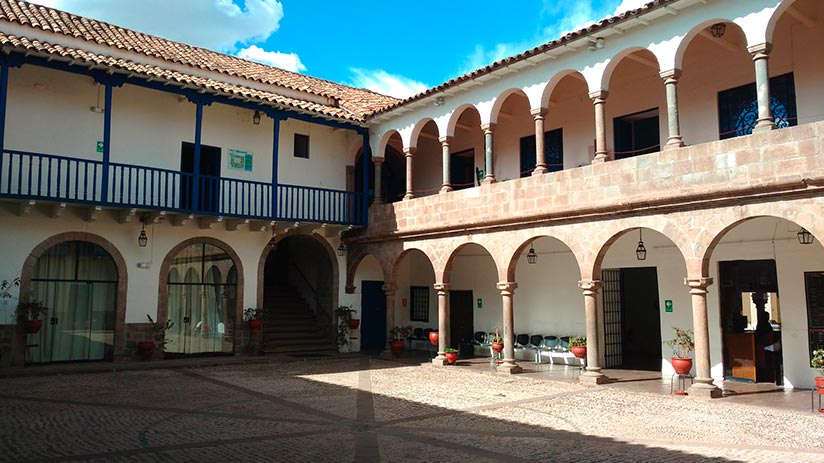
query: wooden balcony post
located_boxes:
[271,112,282,220]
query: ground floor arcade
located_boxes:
[348,195,824,394]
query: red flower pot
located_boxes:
[815,376,824,392]
[491,342,504,354]
[571,346,587,360]
[445,351,459,364]
[347,319,360,330]
[390,340,405,354]
[137,341,155,358]
[23,319,42,334]
[428,331,439,345]
[249,319,263,331]
[672,357,693,375]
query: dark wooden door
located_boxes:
[360,281,386,350]
[449,290,474,353]
[619,267,662,371]
[180,142,221,212]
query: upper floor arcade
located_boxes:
[362,0,824,222]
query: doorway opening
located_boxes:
[603,267,662,370]
[450,149,476,190]
[361,280,387,350]
[29,241,118,363]
[181,142,221,212]
[719,259,783,384]
[613,108,660,159]
[449,290,474,356]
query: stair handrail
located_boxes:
[287,263,332,327]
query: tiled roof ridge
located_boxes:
[0,0,400,111]
[367,0,680,118]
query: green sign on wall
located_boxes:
[665,300,673,313]
[96,141,104,153]
[477,298,483,309]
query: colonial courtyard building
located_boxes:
[0,0,822,399]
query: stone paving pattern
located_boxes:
[0,357,822,462]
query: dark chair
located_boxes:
[514,334,531,359]
[529,334,544,363]
[407,327,425,348]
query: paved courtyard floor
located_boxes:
[1,355,822,462]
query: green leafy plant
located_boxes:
[444,347,459,353]
[569,336,587,347]
[243,307,264,321]
[146,314,175,352]
[16,299,48,321]
[335,305,355,347]
[489,326,502,343]
[664,326,694,358]
[389,325,413,342]
[811,349,824,376]
[0,276,20,301]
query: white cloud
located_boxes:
[29,1,306,73]
[613,0,650,16]
[348,69,428,99]
[237,45,306,73]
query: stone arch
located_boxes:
[376,129,402,159]
[600,47,662,92]
[256,231,339,310]
[506,235,581,283]
[158,237,244,325]
[488,88,530,125]
[441,242,500,285]
[389,247,437,285]
[765,0,799,44]
[673,19,747,71]
[699,214,818,277]
[408,118,440,149]
[588,223,692,281]
[19,232,129,358]
[539,69,586,110]
[446,103,482,138]
[346,245,394,292]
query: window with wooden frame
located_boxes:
[409,286,429,322]
[294,133,309,159]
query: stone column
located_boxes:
[589,91,609,163]
[660,69,685,149]
[372,156,384,205]
[531,108,548,175]
[497,282,523,374]
[749,43,775,133]
[403,147,415,200]
[432,283,450,366]
[481,123,496,184]
[685,277,722,398]
[382,283,396,352]
[578,279,608,384]
[439,137,453,193]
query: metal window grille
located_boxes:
[410,286,429,322]
[602,268,623,369]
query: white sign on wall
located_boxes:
[228,149,253,172]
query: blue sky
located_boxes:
[32,1,645,98]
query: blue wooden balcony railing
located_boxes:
[0,150,365,226]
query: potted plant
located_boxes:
[444,347,459,364]
[569,336,587,360]
[334,306,356,350]
[244,307,264,331]
[811,348,824,391]
[143,314,174,359]
[664,326,694,375]
[389,325,412,354]
[428,330,439,346]
[16,299,48,334]
[489,326,504,354]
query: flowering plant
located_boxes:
[664,326,695,358]
[811,349,824,376]
[389,325,413,341]
[489,326,503,343]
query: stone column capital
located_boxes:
[382,283,397,296]
[371,156,385,166]
[496,281,517,294]
[659,68,682,82]
[403,147,416,157]
[685,277,713,293]
[588,90,609,102]
[578,279,602,294]
[438,136,453,145]
[747,42,772,59]
[481,123,496,134]
[433,283,451,293]
[530,107,547,119]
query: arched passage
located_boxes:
[443,243,499,353]
[446,105,484,190]
[509,236,584,363]
[542,71,594,168]
[354,142,405,204]
[409,120,442,197]
[595,227,688,373]
[391,249,437,349]
[490,89,534,180]
[603,49,665,159]
[702,216,823,389]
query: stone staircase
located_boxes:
[261,285,336,354]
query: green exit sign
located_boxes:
[665,300,673,313]
[477,298,483,309]
[96,141,104,153]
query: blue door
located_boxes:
[361,280,386,350]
